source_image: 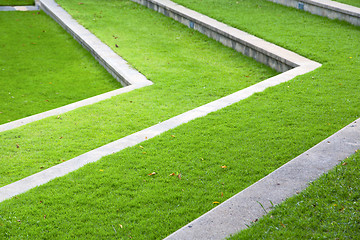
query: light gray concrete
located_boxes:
[0,64,320,203]
[165,118,360,239]
[130,0,318,72]
[267,0,360,26]
[0,0,153,132]
[0,5,39,11]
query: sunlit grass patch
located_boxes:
[0,0,276,187]
[0,0,34,6]
[0,11,121,124]
[0,0,359,238]
[231,151,360,239]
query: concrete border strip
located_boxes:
[0,0,153,133]
[0,65,319,202]
[165,118,360,240]
[0,6,39,11]
[266,0,360,26]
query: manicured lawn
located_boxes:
[332,0,360,8]
[0,0,34,5]
[0,0,359,238]
[231,151,360,239]
[0,0,275,187]
[0,11,121,125]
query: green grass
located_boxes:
[230,151,360,239]
[0,0,276,187]
[0,11,121,124]
[332,0,360,8]
[0,0,34,6]
[0,0,359,238]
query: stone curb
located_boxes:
[165,118,360,239]
[0,6,39,11]
[131,0,318,73]
[0,0,152,132]
[267,0,360,26]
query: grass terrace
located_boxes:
[0,0,359,238]
[332,0,360,8]
[231,151,360,239]
[0,1,276,187]
[0,0,34,6]
[0,11,121,124]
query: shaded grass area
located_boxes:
[0,11,121,124]
[0,0,359,238]
[0,0,276,187]
[0,0,34,6]
[231,151,360,239]
[332,0,360,8]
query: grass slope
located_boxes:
[0,0,359,238]
[0,11,121,124]
[0,1,275,187]
[231,151,360,239]
[0,0,34,6]
[332,0,360,8]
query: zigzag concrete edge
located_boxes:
[0,66,317,202]
[267,0,360,26]
[0,0,152,133]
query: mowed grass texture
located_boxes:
[0,0,359,239]
[332,0,360,8]
[0,0,276,187]
[231,151,360,239]
[0,0,34,5]
[0,11,121,124]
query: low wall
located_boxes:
[267,0,360,26]
[131,0,306,72]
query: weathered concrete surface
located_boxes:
[165,118,360,240]
[267,0,360,26]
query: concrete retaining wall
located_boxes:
[131,0,306,72]
[267,0,360,26]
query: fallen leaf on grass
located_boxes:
[342,162,348,166]
[115,44,119,48]
[213,201,220,204]
[177,173,181,180]
[99,169,104,172]
[171,135,175,138]
[280,223,286,228]
[78,2,84,4]
[148,172,156,176]
[169,173,175,176]
[139,145,144,149]
[119,224,123,228]
[16,144,20,148]
[44,215,46,219]
[221,192,224,197]
[221,166,227,169]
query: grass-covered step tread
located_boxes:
[0,11,121,125]
[230,151,360,239]
[0,0,276,187]
[332,0,360,8]
[0,0,34,6]
[0,0,359,238]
